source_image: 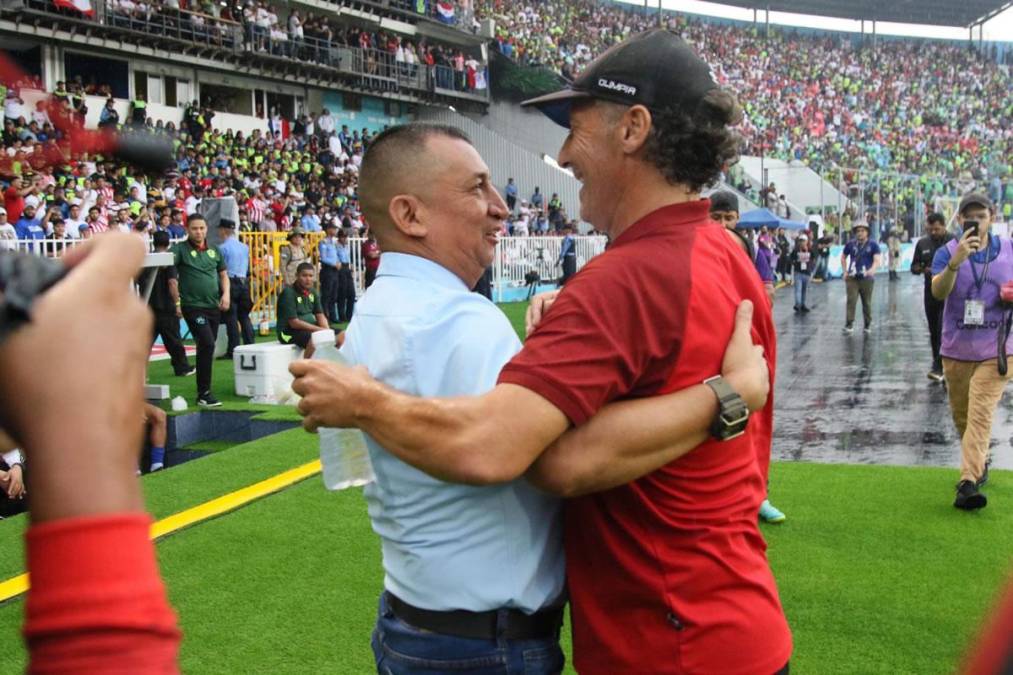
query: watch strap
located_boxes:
[703,375,750,441]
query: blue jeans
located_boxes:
[371,593,565,674]
[794,273,810,308]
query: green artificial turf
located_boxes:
[1,301,1011,673]
[1,457,1011,673]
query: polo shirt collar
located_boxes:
[377,252,469,292]
[609,200,713,249]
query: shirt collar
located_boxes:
[377,252,469,292]
[609,200,713,249]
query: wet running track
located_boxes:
[771,276,1013,471]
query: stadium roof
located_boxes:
[714,0,1013,27]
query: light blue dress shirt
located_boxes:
[336,242,351,264]
[318,237,338,267]
[341,253,564,613]
[218,236,249,278]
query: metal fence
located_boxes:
[7,233,608,325]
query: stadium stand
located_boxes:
[478,0,1012,229]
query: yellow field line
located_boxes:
[0,460,322,604]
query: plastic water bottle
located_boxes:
[310,330,375,490]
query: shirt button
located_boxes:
[666,612,684,631]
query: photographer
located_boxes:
[911,213,953,382]
[0,234,181,670]
[930,194,1009,511]
[840,221,881,334]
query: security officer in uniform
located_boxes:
[172,214,229,407]
[317,222,341,323]
[336,229,355,322]
[556,223,577,286]
[911,212,953,382]
[217,219,254,358]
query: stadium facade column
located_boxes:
[41,44,61,91]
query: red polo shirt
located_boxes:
[499,200,791,674]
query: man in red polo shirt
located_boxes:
[293,29,791,674]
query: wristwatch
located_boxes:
[703,376,750,441]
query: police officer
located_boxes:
[557,223,576,286]
[318,222,341,323]
[911,213,953,382]
[336,230,355,322]
[172,214,229,407]
[217,219,254,359]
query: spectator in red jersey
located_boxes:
[360,227,380,287]
[291,29,791,674]
[4,175,35,224]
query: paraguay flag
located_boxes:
[436,0,454,23]
[53,0,94,15]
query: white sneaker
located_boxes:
[842,325,854,335]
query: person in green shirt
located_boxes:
[276,262,334,357]
[171,214,230,407]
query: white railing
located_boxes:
[3,236,182,257]
[493,236,607,302]
[8,234,609,303]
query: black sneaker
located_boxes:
[927,369,944,383]
[176,367,196,377]
[801,305,811,313]
[197,392,223,408]
[954,480,987,510]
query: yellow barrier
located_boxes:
[240,232,325,328]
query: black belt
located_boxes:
[229,276,248,282]
[386,593,563,640]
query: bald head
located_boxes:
[359,123,472,241]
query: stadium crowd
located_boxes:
[480,0,1012,221]
[70,0,488,94]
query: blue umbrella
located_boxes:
[737,208,808,231]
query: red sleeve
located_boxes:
[962,575,1013,674]
[498,247,691,426]
[25,514,182,674]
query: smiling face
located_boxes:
[415,135,508,282]
[557,101,626,235]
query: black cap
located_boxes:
[958,192,993,215]
[522,28,716,128]
[218,218,236,229]
[708,190,739,214]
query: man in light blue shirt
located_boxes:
[300,205,321,232]
[216,220,254,358]
[317,222,340,324]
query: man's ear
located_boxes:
[388,194,428,238]
[619,105,653,156]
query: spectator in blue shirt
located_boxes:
[318,222,340,323]
[167,210,186,239]
[840,222,882,334]
[530,186,544,213]
[504,177,518,212]
[15,203,50,241]
[300,205,321,232]
[217,219,254,357]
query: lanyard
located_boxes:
[851,241,867,272]
[969,234,992,294]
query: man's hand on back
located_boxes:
[525,290,561,336]
[720,300,769,412]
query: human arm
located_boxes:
[288,316,324,332]
[0,234,181,671]
[218,268,230,311]
[168,276,182,318]
[932,229,976,301]
[315,312,329,329]
[292,295,769,488]
[910,242,926,275]
[869,250,882,276]
[840,252,849,279]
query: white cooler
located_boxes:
[234,343,302,400]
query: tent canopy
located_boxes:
[737,208,809,230]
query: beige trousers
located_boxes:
[942,358,1010,483]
